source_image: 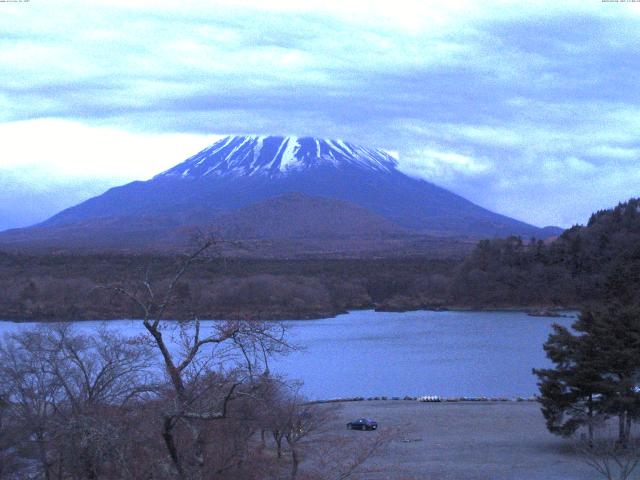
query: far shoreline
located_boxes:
[0,306,579,324]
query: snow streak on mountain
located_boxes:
[157,136,398,178]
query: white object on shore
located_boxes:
[418,395,442,402]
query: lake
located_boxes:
[0,310,575,401]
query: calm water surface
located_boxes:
[0,310,575,400]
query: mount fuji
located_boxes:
[0,135,561,252]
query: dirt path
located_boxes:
[326,400,600,480]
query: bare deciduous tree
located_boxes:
[0,240,388,480]
[254,379,390,480]
[577,435,640,480]
[0,324,153,479]
[109,239,292,479]
[305,426,391,480]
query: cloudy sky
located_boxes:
[1,0,639,231]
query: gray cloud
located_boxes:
[0,1,639,229]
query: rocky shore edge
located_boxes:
[307,395,538,405]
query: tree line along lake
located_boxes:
[0,310,575,400]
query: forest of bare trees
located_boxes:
[2,198,640,322]
[0,242,388,479]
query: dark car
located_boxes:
[346,418,378,431]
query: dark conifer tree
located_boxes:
[578,306,640,444]
[534,322,603,443]
[535,305,640,445]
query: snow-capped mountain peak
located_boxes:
[157,135,399,179]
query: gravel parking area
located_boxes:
[326,400,600,480]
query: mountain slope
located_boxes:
[209,192,406,239]
[0,135,562,251]
[0,193,407,251]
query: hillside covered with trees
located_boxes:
[450,198,640,309]
[0,199,638,321]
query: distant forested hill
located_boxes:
[449,198,640,308]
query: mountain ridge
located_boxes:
[156,135,398,179]
[0,135,563,253]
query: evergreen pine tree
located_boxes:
[535,305,640,445]
[534,323,603,442]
